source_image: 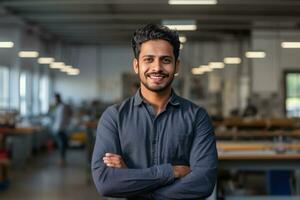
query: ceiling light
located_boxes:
[38,57,54,64]
[200,65,213,72]
[50,62,65,69]
[281,42,300,48]
[68,72,80,76]
[245,51,266,58]
[60,65,73,72]
[162,20,197,31]
[179,36,187,43]
[169,0,217,5]
[19,51,39,58]
[165,25,197,31]
[191,68,205,75]
[224,57,241,64]
[67,68,80,76]
[0,42,14,48]
[209,62,225,69]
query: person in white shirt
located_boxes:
[52,93,71,166]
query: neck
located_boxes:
[140,86,172,115]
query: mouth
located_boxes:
[147,73,168,82]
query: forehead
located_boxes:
[139,39,174,57]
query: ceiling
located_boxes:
[1,0,300,45]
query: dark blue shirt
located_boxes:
[92,90,218,200]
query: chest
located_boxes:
[118,107,195,166]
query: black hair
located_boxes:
[131,24,180,61]
[54,93,61,103]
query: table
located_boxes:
[216,142,300,200]
[1,126,42,168]
[216,130,300,139]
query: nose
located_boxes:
[151,59,163,71]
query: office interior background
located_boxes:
[1,0,300,199]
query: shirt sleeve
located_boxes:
[152,109,218,199]
[91,106,175,198]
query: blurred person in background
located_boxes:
[52,93,72,166]
[92,24,217,199]
[242,98,258,118]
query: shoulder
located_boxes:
[176,96,213,132]
[176,96,208,117]
[101,96,134,119]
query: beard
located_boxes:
[138,68,175,93]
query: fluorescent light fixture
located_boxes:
[224,57,241,64]
[245,51,266,58]
[38,57,54,64]
[191,65,213,75]
[191,68,204,75]
[200,65,213,72]
[0,42,14,48]
[179,36,187,43]
[165,24,197,31]
[50,62,65,69]
[68,72,79,76]
[162,20,197,31]
[19,51,39,58]
[169,0,217,5]
[67,68,80,75]
[281,42,300,48]
[60,65,73,72]
[209,62,225,69]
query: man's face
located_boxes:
[133,39,180,93]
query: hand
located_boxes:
[103,153,127,168]
[172,165,191,178]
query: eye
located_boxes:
[162,57,172,64]
[143,57,153,63]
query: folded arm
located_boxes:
[101,109,218,199]
[91,107,175,198]
[152,109,218,199]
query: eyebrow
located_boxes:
[142,55,173,59]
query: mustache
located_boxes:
[145,71,169,77]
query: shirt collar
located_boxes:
[133,88,180,107]
[133,89,144,106]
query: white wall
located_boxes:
[0,26,22,109]
[54,45,133,104]
[53,40,245,116]
[250,30,300,117]
[252,30,300,93]
[181,41,244,116]
[52,32,300,117]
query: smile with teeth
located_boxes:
[147,74,167,82]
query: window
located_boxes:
[0,66,9,109]
[39,75,49,114]
[20,71,27,116]
[285,72,300,117]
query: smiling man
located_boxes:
[92,24,218,200]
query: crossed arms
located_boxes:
[91,107,218,199]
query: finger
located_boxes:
[103,157,123,166]
[105,162,122,168]
[103,159,115,166]
[105,153,121,158]
[103,156,122,163]
[103,158,120,166]
[103,156,123,165]
[108,157,122,163]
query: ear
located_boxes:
[175,59,180,75]
[133,58,139,74]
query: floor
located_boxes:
[0,148,106,200]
